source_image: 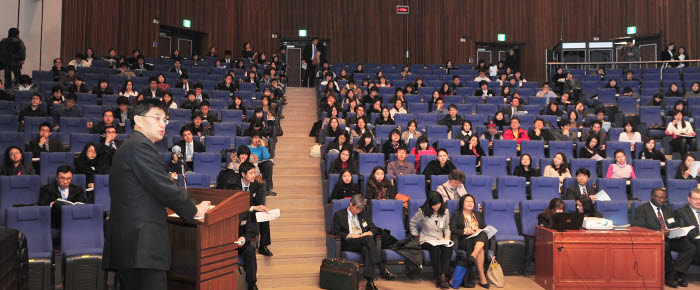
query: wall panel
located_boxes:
[62,0,699,81]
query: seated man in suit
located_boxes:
[193,83,210,102]
[199,101,220,125]
[174,125,205,169]
[175,73,192,91]
[52,93,83,131]
[503,96,524,119]
[333,195,395,290]
[564,168,596,200]
[129,55,153,72]
[113,96,133,127]
[528,118,553,142]
[473,80,495,99]
[19,93,49,125]
[144,77,165,99]
[247,130,275,196]
[27,122,64,158]
[97,125,122,165]
[169,59,187,76]
[674,188,700,269]
[633,188,695,288]
[90,109,125,134]
[218,162,274,256]
[215,74,238,98]
[219,50,234,68]
[38,165,87,230]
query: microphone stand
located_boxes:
[179,153,188,189]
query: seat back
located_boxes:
[397,175,427,200]
[519,200,550,236]
[450,155,477,176]
[667,179,698,203]
[481,156,507,178]
[497,176,526,201]
[493,139,517,157]
[59,117,88,135]
[94,175,110,211]
[605,141,632,163]
[39,152,75,179]
[0,132,23,150]
[178,173,211,188]
[61,204,104,256]
[630,179,663,202]
[215,122,239,138]
[596,178,627,201]
[419,154,437,173]
[548,141,574,160]
[665,160,681,181]
[464,176,494,201]
[570,159,598,182]
[437,139,461,157]
[633,159,661,179]
[430,175,450,192]
[6,206,53,258]
[205,136,232,153]
[169,108,192,121]
[192,152,222,185]
[482,200,522,240]
[358,153,385,176]
[596,201,629,225]
[530,177,561,200]
[0,114,18,131]
[426,125,448,139]
[521,140,545,159]
[371,200,406,240]
[69,133,100,153]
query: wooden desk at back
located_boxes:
[536,226,664,290]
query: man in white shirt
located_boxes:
[473,70,491,82]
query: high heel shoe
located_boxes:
[478,281,490,289]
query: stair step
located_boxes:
[266,198,323,208]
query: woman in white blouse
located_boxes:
[618,121,641,152]
[666,109,696,156]
[119,80,139,98]
[401,120,421,143]
[389,99,407,118]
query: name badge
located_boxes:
[362,221,368,227]
[439,221,444,228]
[667,218,675,224]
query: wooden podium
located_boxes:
[166,188,249,290]
[535,226,665,289]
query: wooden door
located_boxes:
[158,35,172,58]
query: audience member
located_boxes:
[327,169,361,203]
[248,130,276,196]
[422,148,457,180]
[364,166,396,205]
[450,194,489,288]
[74,142,110,189]
[386,146,414,179]
[410,192,452,288]
[513,153,539,181]
[606,150,635,179]
[537,198,565,228]
[436,169,467,201]
[1,146,35,175]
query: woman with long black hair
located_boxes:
[410,191,452,288]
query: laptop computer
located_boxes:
[551,212,585,231]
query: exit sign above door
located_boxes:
[396,5,409,15]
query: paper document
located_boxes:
[595,190,611,201]
[256,208,281,222]
[425,239,454,247]
[592,154,605,161]
[169,205,214,220]
[689,161,700,178]
[301,62,308,70]
[613,224,630,230]
[669,226,695,239]
[53,199,84,206]
[467,225,498,240]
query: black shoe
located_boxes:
[266,190,277,196]
[365,280,378,290]
[666,278,679,288]
[677,278,688,287]
[478,282,490,289]
[247,284,258,290]
[258,246,273,256]
[382,269,396,280]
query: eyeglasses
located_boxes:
[58,177,72,181]
[690,197,700,202]
[139,115,169,125]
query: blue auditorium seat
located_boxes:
[596,178,627,201]
[596,201,629,225]
[464,176,493,202]
[497,176,526,202]
[39,152,74,179]
[530,177,560,200]
[192,153,221,185]
[667,179,698,203]
[482,200,524,241]
[178,173,211,188]
[397,175,427,201]
[5,206,53,289]
[61,204,104,290]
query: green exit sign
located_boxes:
[627,26,636,34]
[299,29,307,37]
[497,34,506,42]
[183,19,191,28]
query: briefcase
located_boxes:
[495,240,526,275]
[319,258,360,290]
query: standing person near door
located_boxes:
[0,28,26,87]
[302,37,325,87]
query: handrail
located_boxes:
[544,59,698,82]
[546,59,700,66]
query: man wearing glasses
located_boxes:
[38,165,86,232]
[26,122,64,158]
[103,99,210,290]
[98,125,122,165]
[674,189,700,280]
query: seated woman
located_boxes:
[0,146,35,176]
[461,135,486,166]
[74,142,110,189]
[543,152,571,191]
[350,117,372,139]
[618,121,641,152]
[436,169,468,201]
[374,107,395,126]
[401,120,422,143]
[676,154,700,181]
[411,135,437,173]
[454,120,474,143]
[606,150,635,179]
[537,198,566,227]
[513,153,539,182]
[389,99,407,118]
[364,166,396,205]
[410,191,452,288]
[381,129,406,161]
[450,194,489,288]
[353,132,377,159]
[327,168,361,203]
[579,135,604,159]
[576,195,603,218]
[320,117,343,143]
[325,131,352,157]
[422,148,457,181]
[638,137,666,165]
[328,148,358,177]
[227,146,260,175]
[666,109,696,156]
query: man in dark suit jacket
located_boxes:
[103,99,210,290]
[97,125,122,165]
[175,73,192,91]
[301,37,325,87]
[169,59,187,76]
[503,96,524,119]
[219,50,235,68]
[129,56,153,71]
[674,188,700,266]
[218,162,273,257]
[564,168,596,200]
[38,165,87,229]
[144,77,165,99]
[215,74,238,98]
[26,122,64,158]
[633,188,695,288]
[173,125,206,169]
[474,80,495,98]
[237,210,259,290]
[332,195,395,290]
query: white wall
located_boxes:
[0,0,62,73]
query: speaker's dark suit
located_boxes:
[633,202,695,279]
[103,130,198,289]
[332,208,384,280]
[564,184,596,200]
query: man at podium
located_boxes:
[103,99,211,290]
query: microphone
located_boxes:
[172,145,188,188]
[172,145,183,158]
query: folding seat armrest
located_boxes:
[53,250,63,290]
[326,235,341,258]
